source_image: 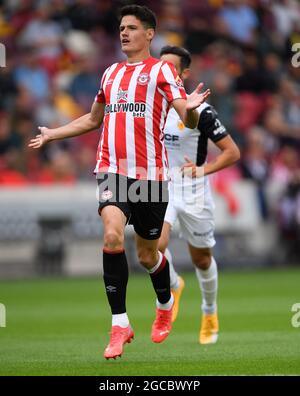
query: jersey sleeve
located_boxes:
[94,67,109,104]
[198,105,228,142]
[158,61,187,104]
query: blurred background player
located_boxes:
[28,6,210,359]
[159,46,240,344]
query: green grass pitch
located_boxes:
[0,269,300,376]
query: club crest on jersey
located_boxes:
[101,190,113,200]
[175,75,184,87]
[137,73,150,85]
[117,88,128,102]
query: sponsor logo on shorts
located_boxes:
[149,228,159,236]
[193,230,213,237]
[101,190,113,200]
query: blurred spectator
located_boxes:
[0,113,17,155]
[217,0,259,45]
[159,0,184,33]
[263,52,283,89]
[235,49,278,93]
[240,126,271,218]
[74,145,97,181]
[270,145,299,188]
[0,64,18,111]
[183,0,220,53]
[68,56,100,112]
[0,112,29,185]
[94,0,122,35]
[18,2,64,74]
[271,0,300,43]
[66,0,101,32]
[264,79,300,148]
[209,71,235,133]
[36,150,76,185]
[277,170,300,264]
[14,47,50,101]
[8,0,36,36]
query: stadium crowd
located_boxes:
[0,0,300,246]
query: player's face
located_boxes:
[120,15,154,56]
[161,54,182,75]
[160,53,189,80]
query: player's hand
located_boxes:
[181,156,204,178]
[186,83,210,111]
[28,127,51,149]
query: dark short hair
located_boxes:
[160,46,192,70]
[119,5,157,30]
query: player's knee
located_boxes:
[137,248,157,269]
[104,231,124,251]
[192,250,212,270]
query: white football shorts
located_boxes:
[164,188,216,249]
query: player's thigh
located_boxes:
[101,205,127,234]
[131,200,168,241]
[130,180,169,241]
[188,244,212,270]
[101,205,127,248]
[158,222,172,253]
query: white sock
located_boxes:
[195,256,218,314]
[165,248,180,290]
[156,294,174,311]
[112,313,129,328]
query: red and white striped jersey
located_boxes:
[94,56,187,181]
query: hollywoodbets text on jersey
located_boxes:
[105,102,146,118]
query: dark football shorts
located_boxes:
[96,172,169,240]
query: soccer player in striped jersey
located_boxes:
[29,6,210,359]
[159,46,240,344]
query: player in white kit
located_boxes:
[159,46,240,344]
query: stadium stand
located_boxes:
[0,0,300,276]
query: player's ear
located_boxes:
[146,28,155,42]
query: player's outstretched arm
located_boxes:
[28,101,105,149]
[172,83,210,129]
[181,135,240,177]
